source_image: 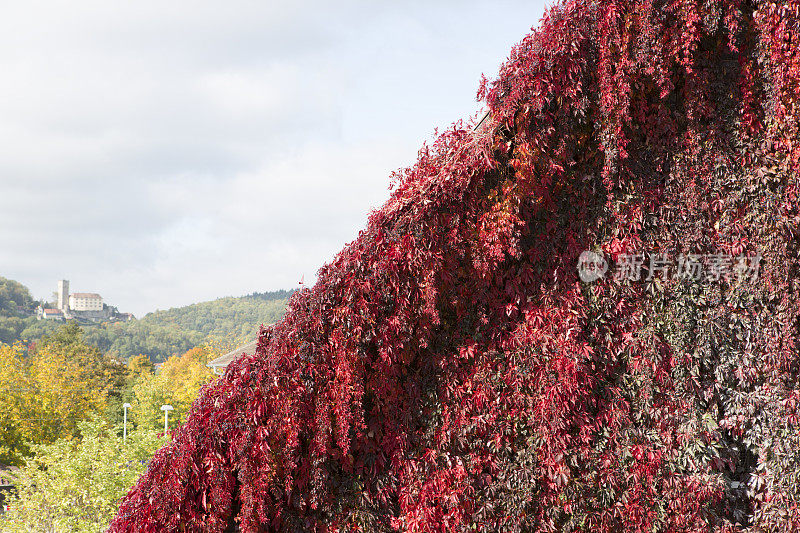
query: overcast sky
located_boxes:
[0,0,547,317]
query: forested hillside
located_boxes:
[0,276,291,362]
[83,290,292,362]
[0,277,39,344]
[111,0,800,531]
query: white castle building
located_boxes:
[69,293,103,311]
[56,280,102,312]
[39,279,130,323]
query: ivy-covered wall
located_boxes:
[110,0,800,530]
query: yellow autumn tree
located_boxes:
[127,354,155,381]
[0,343,27,465]
[130,346,216,431]
[0,324,125,464]
[20,324,117,445]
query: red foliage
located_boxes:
[110,0,800,531]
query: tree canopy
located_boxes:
[0,276,37,345]
[0,325,221,530]
[0,325,121,464]
[0,277,34,315]
[128,346,216,431]
[0,417,165,533]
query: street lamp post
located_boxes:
[160,405,174,434]
[122,403,132,445]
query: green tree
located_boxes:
[0,277,36,344]
[0,416,165,533]
[17,317,60,344]
[0,316,26,345]
[0,277,34,316]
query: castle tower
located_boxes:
[57,280,69,311]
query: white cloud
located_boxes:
[0,0,546,316]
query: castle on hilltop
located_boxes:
[37,279,134,323]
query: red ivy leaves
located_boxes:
[110,1,800,531]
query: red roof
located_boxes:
[43,309,62,314]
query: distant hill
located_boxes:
[0,276,291,363]
[0,276,41,344]
[81,290,293,362]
